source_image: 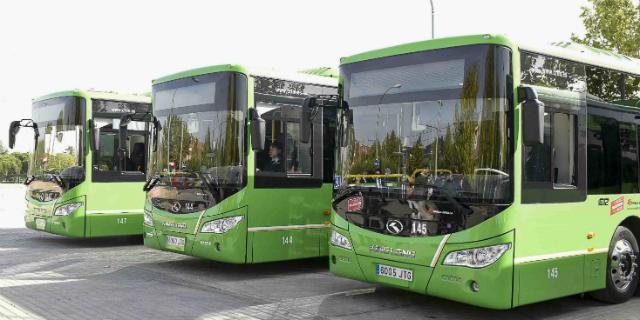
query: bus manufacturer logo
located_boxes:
[386,219,404,235]
[611,196,624,215]
[170,202,182,213]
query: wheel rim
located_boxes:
[610,239,637,291]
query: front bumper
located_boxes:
[329,227,514,309]
[143,213,248,264]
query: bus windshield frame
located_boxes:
[336,44,513,237]
[147,72,248,214]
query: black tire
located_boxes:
[591,226,639,303]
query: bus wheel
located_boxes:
[591,226,639,303]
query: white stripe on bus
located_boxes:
[85,209,144,214]
[248,224,330,232]
[514,248,608,264]
[430,234,451,267]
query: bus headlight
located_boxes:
[143,210,154,227]
[201,216,243,234]
[443,244,511,268]
[54,203,82,216]
[330,230,352,250]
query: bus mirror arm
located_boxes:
[519,86,545,146]
[250,109,266,151]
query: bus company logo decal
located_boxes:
[162,221,188,229]
[385,219,404,235]
[610,196,624,215]
[627,199,640,210]
[368,244,416,259]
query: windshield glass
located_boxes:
[28,96,85,201]
[92,99,151,182]
[148,72,247,214]
[337,44,512,236]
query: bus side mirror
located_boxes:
[519,86,545,146]
[250,109,265,151]
[8,121,20,149]
[153,117,162,152]
[118,115,131,159]
[88,119,100,152]
[301,97,316,144]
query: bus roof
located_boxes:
[32,89,151,104]
[519,41,640,76]
[340,34,640,76]
[153,64,338,87]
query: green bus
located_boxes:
[141,65,338,263]
[9,90,151,238]
[326,34,640,309]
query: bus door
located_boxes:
[252,99,325,262]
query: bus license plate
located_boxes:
[35,218,46,230]
[165,235,185,251]
[376,264,413,282]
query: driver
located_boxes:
[263,142,283,172]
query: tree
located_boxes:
[571,0,640,58]
[0,141,7,155]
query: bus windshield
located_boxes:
[148,72,247,214]
[28,96,85,201]
[337,44,513,236]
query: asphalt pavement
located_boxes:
[1,184,639,320]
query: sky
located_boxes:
[0,0,595,151]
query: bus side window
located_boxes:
[524,112,551,183]
[256,105,285,174]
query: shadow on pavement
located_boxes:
[0,228,143,249]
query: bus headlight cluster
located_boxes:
[143,209,154,227]
[54,202,82,216]
[201,216,243,234]
[443,243,511,268]
[330,230,352,250]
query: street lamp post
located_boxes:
[428,0,435,39]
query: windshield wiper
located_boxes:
[46,173,64,188]
[23,175,36,186]
[143,175,161,192]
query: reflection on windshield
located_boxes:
[28,96,84,198]
[148,72,247,213]
[344,97,509,200]
[336,44,512,237]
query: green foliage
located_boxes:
[0,141,7,155]
[45,153,77,174]
[0,151,31,181]
[571,0,640,58]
